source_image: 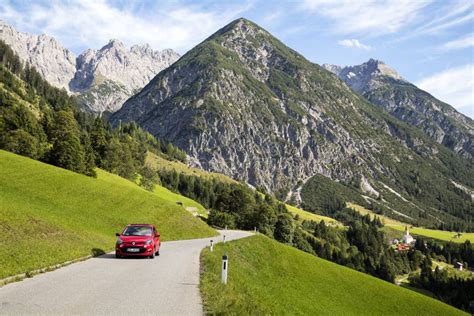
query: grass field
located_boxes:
[347,203,474,243]
[145,152,236,183]
[200,235,466,315]
[285,204,342,226]
[153,185,208,218]
[0,150,217,279]
[389,226,474,243]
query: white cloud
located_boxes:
[299,0,430,36]
[417,64,474,116]
[440,34,474,51]
[393,2,474,41]
[413,2,474,35]
[0,0,251,54]
[338,39,371,50]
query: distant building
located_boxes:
[454,262,463,271]
[402,226,415,244]
[396,243,411,252]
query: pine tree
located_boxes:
[81,132,97,177]
[90,117,108,166]
[48,111,85,174]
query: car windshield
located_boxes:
[122,226,153,236]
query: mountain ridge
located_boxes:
[0,20,180,113]
[323,59,474,161]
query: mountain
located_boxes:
[0,20,179,113]
[72,39,180,113]
[0,20,76,90]
[111,18,473,229]
[323,59,474,162]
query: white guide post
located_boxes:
[210,239,214,252]
[221,255,228,284]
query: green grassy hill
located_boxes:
[200,235,466,315]
[0,150,216,279]
[348,203,474,243]
[286,204,342,226]
[145,152,236,184]
[146,151,338,224]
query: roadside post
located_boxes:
[210,240,214,252]
[223,235,226,243]
[221,255,228,284]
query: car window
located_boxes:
[122,226,153,236]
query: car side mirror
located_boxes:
[156,233,160,238]
[115,233,120,237]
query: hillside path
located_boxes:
[0,230,252,315]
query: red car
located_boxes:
[115,224,161,259]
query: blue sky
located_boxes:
[1,0,473,117]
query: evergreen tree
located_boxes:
[81,132,96,177]
[274,213,295,243]
[90,117,108,166]
[48,111,85,174]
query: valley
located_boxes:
[0,12,473,315]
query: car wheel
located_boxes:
[155,247,160,256]
[149,251,155,259]
[115,253,121,259]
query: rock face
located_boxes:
[0,20,179,113]
[323,59,474,161]
[111,18,472,203]
[73,40,180,113]
[0,20,76,90]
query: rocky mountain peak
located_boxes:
[113,18,430,192]
[0,20,180,114]
[0,20,76,91]
[325,59,473,161]
[365,58,403,80]
[102,38,126,51]
[323,58,404,94]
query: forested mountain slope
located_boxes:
[111,18,473,231]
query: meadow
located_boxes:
[0,150,216,279]
[285,203,342,226]
[347,203,474,243]
[200,235,466,315]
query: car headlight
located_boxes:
[145,239,153,245]
[116,238,123,245]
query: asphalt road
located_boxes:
[0,230,253,315]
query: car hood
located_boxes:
[119,236,152,242]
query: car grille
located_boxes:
[123,242,145,247]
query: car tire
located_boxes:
[155,247,160,256]
[149,251,155,259]
[115,253,121,259]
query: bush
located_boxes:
[207,210,236,229]
[2,129,40,158]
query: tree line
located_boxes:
[409,257,474,313]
